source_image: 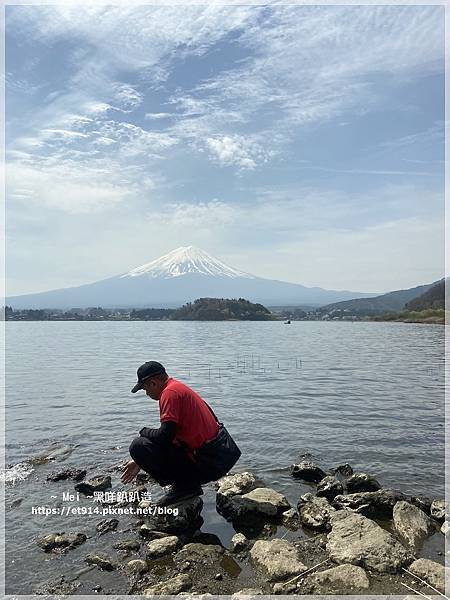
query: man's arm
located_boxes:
[139,421,177,446]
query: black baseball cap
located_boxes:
[131,361,166,393]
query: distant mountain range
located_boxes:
[7,246,376,309]
[322,280,443,316]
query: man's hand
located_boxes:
[120,459,140,484]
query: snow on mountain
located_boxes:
[121,246,255,280]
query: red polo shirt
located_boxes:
[159,378,219,450]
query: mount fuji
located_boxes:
[7,246,375,309]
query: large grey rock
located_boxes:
[408,558,446,593]
[393,501,434,551]
[332,488,407,518]
[175,543,224,566]
[36,532,87,552]
[316,476,344,501]
[216,472,264,497]
[75,475,111,496]
[303,564,370,593]
[326,510,412,573]
[143,573,192,595]
[291,461,326,483]
[217,487,289,522]
[250,538,307,581]
[346,472,381,493]
[297,493,335,531]
[146,496,203,532]
[430,499,447,523]
[332,463,354,477]
[146,535,180,558]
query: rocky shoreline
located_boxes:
[30,461,448,596]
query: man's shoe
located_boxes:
[156,484,203,507]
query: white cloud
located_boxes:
[205,135,272,170]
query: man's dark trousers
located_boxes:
[129,436,207,487]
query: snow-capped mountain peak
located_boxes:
[121,246,255,280]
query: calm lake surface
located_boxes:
[4,321,446,593]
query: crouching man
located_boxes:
[121,361,241,506]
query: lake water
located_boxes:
[4,321,446,594]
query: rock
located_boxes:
[146,535,180,558]
[332,463,354,477]
[146,496,203,532]
[290,461,326,483]
[441,521,450,535]
[125,559,148,576]
[96,518,119,535]
[410,495,432,515]
[34,576,80,595]
[214,573,223,580]
[303,564,370,593]
[316,476,344,501]
[139,525,171,539]
[393,501,434,551]
[272,581,297,594]
[75,475,111,496]
[230,533,249,553]
[250,538,307,581]
[326,510,412,573]
[346,473,381,493]
[297,493,335,531]
[281,508,299,528]
[175,543,224,566]
[46,468,86,482]
[217,487,289,522]
[215,471,264,497]
[84,553,116,571]
[232,589,264,596]
[36,531,87,552]
[408,558,446,593]
[430,499,447,523]
[332,488,407,518]
[143,573,192,595]
[112,539,140,551]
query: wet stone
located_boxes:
[145,496,203,533]
[332,463,354,477]
[36,531,87,552]
[112,539,141,551]
[46,467,86,482]
[410,495,432,515]
[346,472,381,493]
[75,475,112,496]
[290,461,326,483]
[230,533,249,553]
[217,487,289,522]
[125,559,148,577]
[332,488,407,518]
[96,518,119,535]
[316,475,344,501]
[84,552,116,571]
[34,575,80,595]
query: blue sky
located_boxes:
[6,4,444,295]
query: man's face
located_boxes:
[141,378,162,400]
